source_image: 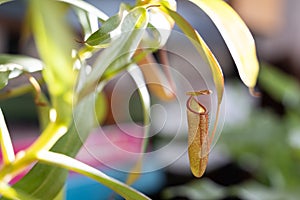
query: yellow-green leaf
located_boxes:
[0,0,12,5]
[161,5,224,103]
[126,64,151,185]
[30,0,75,124]
[37,151,151,200]
[188,0,259,89]
[161,6,224,149]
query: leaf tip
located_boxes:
[249,87,261,97]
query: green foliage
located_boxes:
[0,0,259,199]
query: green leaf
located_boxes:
[30,0,75,123]
[99,48,152,82]
[0,71,10,89]
[86,14,122,47]
[75,8,99,40]
[37,151,150,200]
[60,0,109,42]
[58,0,108,21]
[7,95,96,200]
[187,0,259,89]
[161,5,224,103]
[0,109,15,165]
[161,6,224,142]
[79,6,149,99]
[94,92,108,124]
[0,0,12,5]
[126,64,151,185]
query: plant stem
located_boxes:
[26,122,68,153]
[0,152,36,183]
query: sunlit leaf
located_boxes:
[75,8,99,40]
[94,92,108,124]
[85,14,122,47]
[147,4,176,48]
[30,0,75,124]
[37,151,151,200]
[0,0,12,5]
[187,0,259,89]
[126,64,151,185]
[99,48,152,82]
[0,109,15,165]
[79,6,149,99]
[161,6,224,145]
[58,0,108,21]
[161,6,224,102]
[61,0,109,41]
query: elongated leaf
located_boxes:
[75,8,99,40]
[126,64,151,185]
[187,0,259,89]
[86,14,122,47]
[0,109,15,165]
[161,6,224,143]
[99,48,153,82]
[146,1,176,48]
[161,6,224,102]
[58,0,108,21]
[79,7,149,99]
[0,0,12,5]
[37,151,150,200]
[30,0,75,124]
[62,0,108,40]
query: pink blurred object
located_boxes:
[0,123,144,182]
[76,123,144,170]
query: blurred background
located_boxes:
[1,0,300,199]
